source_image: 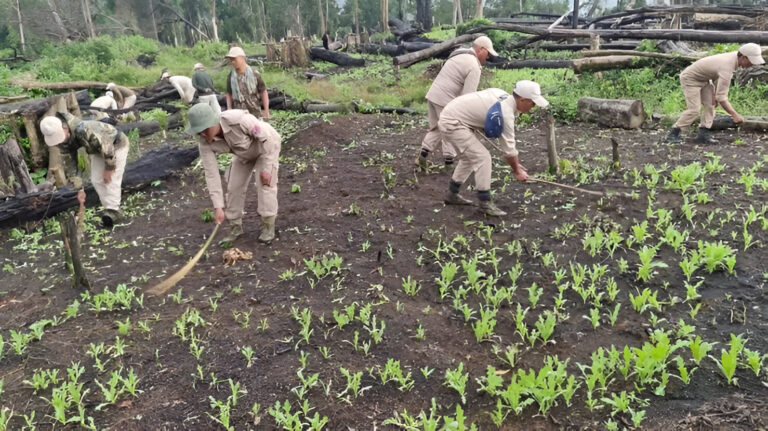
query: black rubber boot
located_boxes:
[666,127,682,143]
[694,127,717,145]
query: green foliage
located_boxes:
[455,18,511,48]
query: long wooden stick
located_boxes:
[146,224,219,296]
[527,177,605,196]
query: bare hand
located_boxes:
[260,170,272,186]
[214,207,226,224]
[103,169,114,184]
[514,168,529,182]
[77,189,86,204]
[733,113,745,124]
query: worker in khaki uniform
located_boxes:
[162,71,197,104]
[106,83,136,109]
[440,81,548,216]
[667,43,765,145]
[39,113,130,225]
[91,91,117,110]
[417,35,497,169]
[192,63,221,116]
[225,46,270,119]
[187,103,280,244]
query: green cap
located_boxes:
[186,103,220,135]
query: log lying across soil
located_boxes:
[578,97,647,129]
[467,23,768,43]
[0,90,90,116]
[116,112,183,137]
[488,56,650,73]
[309,47,365,67]
[360,44,405,57]
[0,144,200,226]
[393,33,478,68]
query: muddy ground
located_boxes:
[1,113,768,430]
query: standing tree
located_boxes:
[318,0,326,37]
[380,0,388,33]
[416,0,431,31]
[81,0,95,38]
[211,0,219,41]
[453,0,463,26]
[475,0,483,18]
[13,0,25,53]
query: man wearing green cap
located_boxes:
[187,103,281,244]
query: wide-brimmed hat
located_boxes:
[186,103,220,135]
[40,116,67,146]
[513,80,549,108]
[225,46,246,58]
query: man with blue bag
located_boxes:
[439,80,548,216]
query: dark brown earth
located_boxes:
[1,112,767,430]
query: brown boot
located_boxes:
[218,218,243,246]
[479,201,507,217]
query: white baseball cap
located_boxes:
[225,46,246,58]
[514,80,549,108]
[739,43,765,65]
[160,71,170,79]
[40,116,66,147]
[473,36,498,57]
[106,82,115,90]
[106,90,114,98]
[193,62,205,70]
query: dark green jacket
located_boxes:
[192,70,216,95]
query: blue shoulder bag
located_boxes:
[484,93,509,138]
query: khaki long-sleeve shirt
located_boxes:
[199,110,281,209]
[426,49,482,107]
[680,51,738,103]
[110,85,136,109]
[440,88,520,158]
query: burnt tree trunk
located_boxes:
[0,145,200,226]
[0,90,90,116]
[0,138,35,197]
[416,0,433,31]
[393,33,476,67]
[578,97,646,129]
[309,47,365,66]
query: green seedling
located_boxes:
[444,362,469,404]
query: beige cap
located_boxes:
[106,82,115,90]
[160,71,170,79]
[514,80,549,108]
[106,90,114,98]
[40,116,66,147]
[473,36,498,57]
[739,43,765,65]
[225,46,246,58]
[193,62,205,70]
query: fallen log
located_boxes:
[389,17,424,41]
[710,115,768,131]
[305,103,346,113]
[0,90,90,115]
[534,42,640,51]
[0,95,28,105]
[351,101,416,115]
[360,43,405,56]
[0,144,200,226]
[393,33,478,68]
[304,72,329,80]
[487,59,575,69]
[309,47,365,67]
[578,97,646,129]
[9,80,122,91]
[116,112,182,137]
[467,23,768,43]
[580,49,699,61]
[403,41,437,52]
[587,6,765,26]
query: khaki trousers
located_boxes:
[225,155,279,220]
[421,102,456,158]
[441,124,492,191]
[122,95,137,109]
[673,76,716,129]
[90,135,129,211]
[198,94,221,116]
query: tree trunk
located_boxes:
[14,0,25,54]
[710,115,768,131]
[10,80,120,91]
[572,0,579,29]
[81,0,96,38]
[305,103,345,113]
[59,210,90,290]
[354,0,360,35]
[211,0,219,41]
[309,47,365,66]
[0,138,36,197]
[475,0,483,18]
[487,59,575,69]
[544,115,559,175]
[393,33,476,68]
[148,0,159,40]
[572,55,644,73]
[587,0,600,18]
[381,0,389,33]
[577,97,646,129]
[319,0,326,36]
[361,43,405,56]
[416,0,433,31]
[581,49,699,61]
[0,145,201,227]
[46,0,69,40]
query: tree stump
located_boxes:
[577,97,646,129]
[266,42,281,63]
[544,115,559,175]
[282,37,310,68]
[0,138,35,197]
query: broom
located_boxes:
[146,224,220,296]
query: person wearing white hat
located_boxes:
[91,90,117,110]
[439,81,549,216]
[161,71,197,104]
[186,103,281,244]
[105,82,136,109]
[192,62,221,116]
[667,43,765,145]
[416,35,499,170]
[39,113,130,225]
[225,46,270,119]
